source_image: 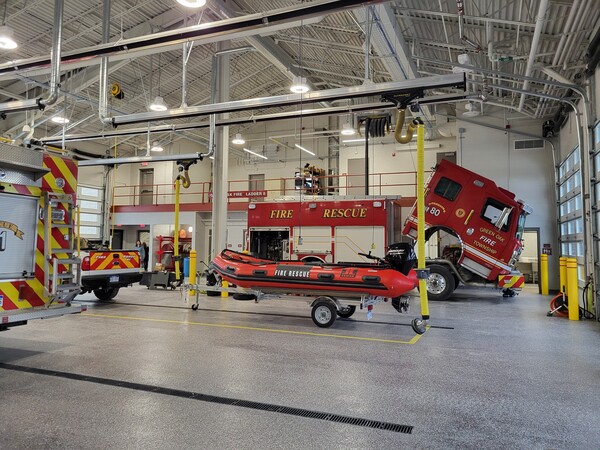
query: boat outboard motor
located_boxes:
[384,242,417,275]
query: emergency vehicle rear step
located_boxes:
[52,248,75,254]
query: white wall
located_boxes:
[456,114,559,289]
[228,116,330,193]
[338,137,457,198]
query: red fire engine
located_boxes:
[246,197,401,264]
[403,159,532,300]
[0,143,85,330]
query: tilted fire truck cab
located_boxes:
[403,159,532,301]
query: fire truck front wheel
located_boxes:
[424,265,455,301]
[93,287,120,301]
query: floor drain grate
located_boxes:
[0,363,413,434]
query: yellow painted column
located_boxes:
[566,257,579,321]
[221,280,229,297]
[174,178,181,281]
[189,250,197,296]
[540,254,548,295]
[416,123,429,320]
[559,256,567,293]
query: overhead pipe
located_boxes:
[77,153,203,167]
[0,0,385,79]
[39,101,395,144]
[99,0,112,125]
[456,0,482,52]
[110,74,466,126]
[559,0,589,71]
[0,0,64,113]
[518,0,549,112]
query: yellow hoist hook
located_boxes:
[394,108,423,144]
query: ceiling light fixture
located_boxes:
[341,122,355,136]
[51,116,70,124]
[295,143,315,156]
[243,147,268,160]
[0,26,17,50]
[176,0,207,7]
[342,138,367,144]
[149,96,167,112]
[290,76,309,94]
[231,133,245,145]
[150,141,164,152]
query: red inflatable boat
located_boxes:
[211,246,418,299]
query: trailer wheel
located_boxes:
[311,299,337,328]
[411,318,426,334]
[337,305,356,318]
[93,287,120,301]
[424,265,455,301]
[191,304,198,311]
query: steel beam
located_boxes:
[0,0,385,77]
[110,74,466,126]
[77,152,203,167]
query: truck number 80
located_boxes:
[426,206,442,217]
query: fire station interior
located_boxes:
[1,1,600,448]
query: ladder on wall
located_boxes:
[43,192,81,305]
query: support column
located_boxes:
[211,42,230,259]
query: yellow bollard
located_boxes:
[189,250,197,296]
[540,254,548,295]
[559,257,567,293]
[221,280,229,297]
[566,258,579,321]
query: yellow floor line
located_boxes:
[82,312,429,345]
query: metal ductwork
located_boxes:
[0,0,385,79]
[0,0,64,113]
[584,26,600,77]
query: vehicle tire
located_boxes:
[93,287,120,301]
[233,293,256,301]
[452,274,460,291]
[425,265,455,301]
[311,299,337,328]
[337,305,356,318]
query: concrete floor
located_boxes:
[1,284,599,449]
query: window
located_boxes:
[77,184,103,239]
[559,147,585,281]
[434,177,461,201]
[480,198,512,232]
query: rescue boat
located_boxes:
[210,244,418,299]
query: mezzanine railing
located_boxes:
[112,170,431,206]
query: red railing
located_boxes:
[112,170,431,206]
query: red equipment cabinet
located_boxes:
[156,235,192,270]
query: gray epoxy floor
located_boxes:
[1,284,599,449]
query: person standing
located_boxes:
[135,240,146,271]
[142,242,149,271]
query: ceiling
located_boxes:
[0,0,597,157]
